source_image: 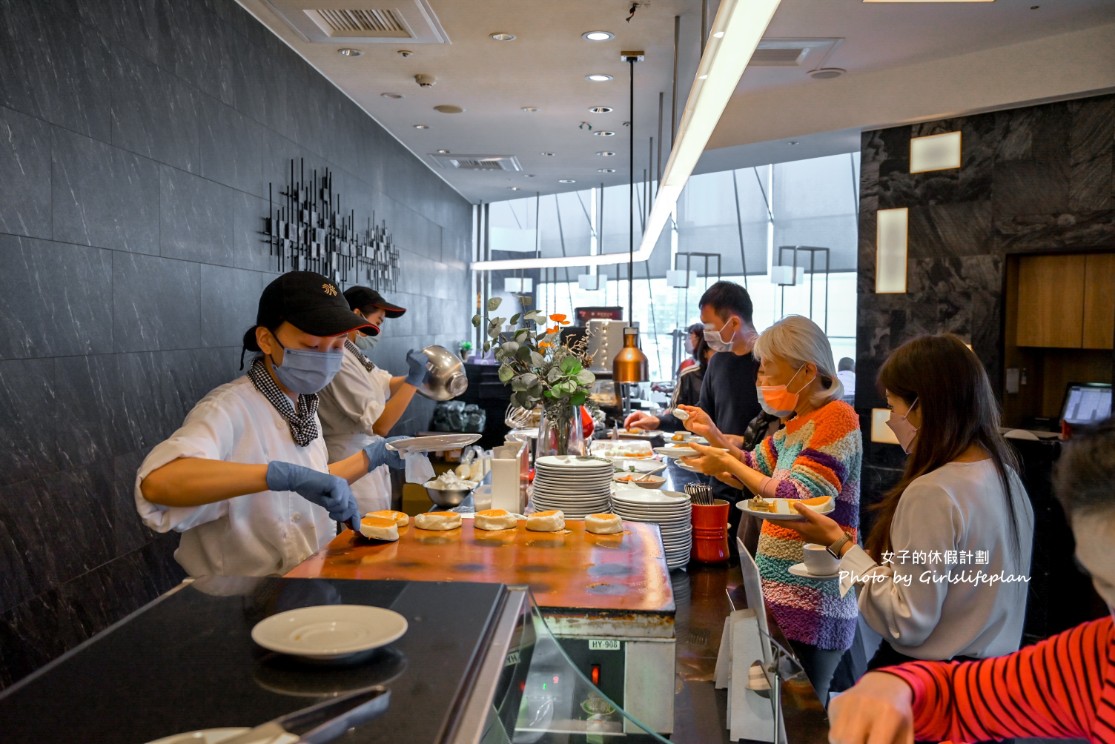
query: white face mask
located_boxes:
[703,319,735,353]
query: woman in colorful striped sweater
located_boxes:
[681,314,861,703]
[828,417,1115,744]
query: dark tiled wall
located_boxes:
[855,93,1115,521]
[0,0,471,687]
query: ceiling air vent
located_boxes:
[750,38,843,67]
[262,1,449,44]
[432,154,523,172]
[307,9,409,38]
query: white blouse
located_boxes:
[316,347,395,512]
[840,459,1034,660]
[134,376,335,578]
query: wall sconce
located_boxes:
[503,277,533,293]
[578,273,606,291]
[875,207,908,294]
[910,131,962,173]
[770,265,806,286]
[870,408,900,445]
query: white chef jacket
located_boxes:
[317,346,394,513]
[135,376,335,578]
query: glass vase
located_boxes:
[535,401,586,459]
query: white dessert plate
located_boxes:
[251,605,408,660]
[736,498,835,522]
[386,434,480,453]
[147,730,253,744]
[788,562,840,580]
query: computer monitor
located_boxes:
[1061,382,1112,426]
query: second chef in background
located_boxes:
[318,286,430,513]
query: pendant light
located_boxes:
[612,51,650,385]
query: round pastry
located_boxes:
[366,509,410,527]
[585,513,623,535]
[414,511,463,531]
[475,509,519,531]
[526,509,565,532]
[359,516,400,541]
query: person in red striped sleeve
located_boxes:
[828,417,1115,744]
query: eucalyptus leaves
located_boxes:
[471,296,596,411]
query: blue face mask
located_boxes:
[354,333,379,353]
[270,338,344,394]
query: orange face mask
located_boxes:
[756,365,811,417]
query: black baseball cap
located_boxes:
[344,286,407,319]
[243,272,373,352]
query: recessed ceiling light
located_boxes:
[582,31,615,41]
[594,131,616,137]
[338,48,362,57]
[559,179,576,184]
[589,106,613,114]
[509,186,521,191]
[597,168,616,173]
[381,92,403,99]
[586,74,613,82]
[489,32,516,41]
[541,152,556,157]
[596,151,616,157]
[808,67,846,80]
[712,31,725,39]
[434,104,464,114]
[436,148,450,154]
[414,124,429,130]
[521,106,539,113]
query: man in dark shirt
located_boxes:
[626,281,767,554]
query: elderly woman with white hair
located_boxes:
[680,314,861,704]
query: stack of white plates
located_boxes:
[610,488,692,569]
[531,455,614,518]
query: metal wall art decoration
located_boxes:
[264,159,399,290]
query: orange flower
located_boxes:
[538,341,553,349]
[549,313,570,325]
[547,326,561,335]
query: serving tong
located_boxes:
[218,686,390,744]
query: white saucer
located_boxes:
[147,729,252,744]
[251,605,408,660]
[736,498,835,522]
[788,562,840,580]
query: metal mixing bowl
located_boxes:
[416,344,469,401]
[423,481,476,507]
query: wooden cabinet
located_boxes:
[1083,253,1115,349]
[1016,253,1114,350]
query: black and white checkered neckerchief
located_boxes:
[344,339,376,372]
[247,358,320,447]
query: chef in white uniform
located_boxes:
[317,287,429,513]
[135,271,404,577]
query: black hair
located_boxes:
[240,322,282,369]
[838,357,855,372]
[698,281,753,324]
[687,322,704,336]
[1054,417,1115,519]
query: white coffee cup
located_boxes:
[802,543,841,576]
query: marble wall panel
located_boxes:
[908,200,992,259]
[112,450,154,556]
[159,166,236,266]
[0,235,114,360]
[161,0,238,108]
[54,354,119,472]
[994,208,1115,254]
[199,265,266,349]
[0,477,53,614]
[0,359,57,489]
[0,106,51,239]
[199,96,266,197]
[0,0,114,142]
[52,129,160,254]
[0,586,81,688]
[111,53,200,173]
[992,159,1069,219]
[231,191,275,274]
[112,252,202,353]
[1068,98,1115,213]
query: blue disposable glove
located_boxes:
[405,349,430,387]
[363,438,405,472]
[266,461,358,525]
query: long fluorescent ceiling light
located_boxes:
[471,0,782,272]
